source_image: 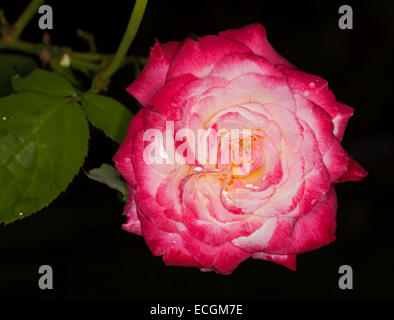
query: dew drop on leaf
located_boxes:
[13,198,39,217]
[0,111,15,120]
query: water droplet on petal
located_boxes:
[309,82,316,88]
[193,166,203,172]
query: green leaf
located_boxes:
[12,69,77,97]
[86,164,128,201]
[0,92,89,224]
[81,94,132,144]
[0,54,37,96]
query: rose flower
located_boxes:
[113,23,367,274]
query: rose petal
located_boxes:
[252,252,296,270]
[138,212,201,267]
[127,41,183,106]
[168,35,252,79]
[219,23,295,68]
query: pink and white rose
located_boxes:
[113,23,367,274]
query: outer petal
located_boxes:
[138,211,201,268]
[277,65,339,116]
[113,108,147,187]
[337,155,368,182]
[167,35,252,79]
[131,130,167,195]
[122,185,142,235]
[219,23,294,68]
[209,52,284,80]
[178,227,250,274]
[294,94,365,183]
[284,186,337,254]
[296,119,330,215]
[295,94,334,155]
[127,40,183,106]
[322,138,349,182]
[252,252,296,270]
[148,73,198,118]
[232,217,297,253]
[332,102,354,141]
[135,189,178,233]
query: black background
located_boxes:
[0,0,393,302]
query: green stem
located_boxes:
[0,9,9,28]
[102,0,147,79]
[0,38,146,69]
[0,39,44,55]
[9,0,45,40]
[70,56,101,71]
[68,51,111,62]
[89,0,148,93]
[76,29,97,53]
[0,39,106,62]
